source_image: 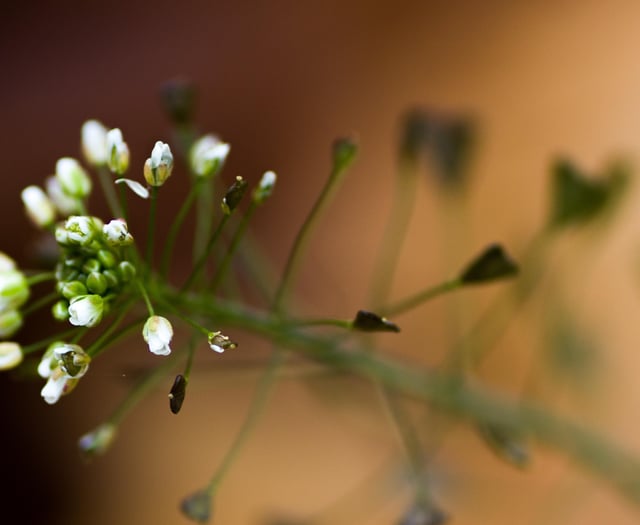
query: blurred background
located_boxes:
[4,0,640,523]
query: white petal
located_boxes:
[115,178,149,199]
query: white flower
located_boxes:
[21,185,56,227]
[38,342,89,404]
[68,295,104,327]
[190,134,230,178]
[56,157,92,198]
[81,120,108,166]
[55,215,101,246]
[106,128,130,175]
[115,178,149,199]
[253,170,277,203]
[41,369,70,404]
[207,331,237,354]
[46,176,81,216]
[0,342,23,370]
[144,141,173,186]
[103,219,133,246]
[143,315,173,356]
[52,343,90,378]
[0,269,29,313]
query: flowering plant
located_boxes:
[3,83,639,523]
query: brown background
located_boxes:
[3,1,640,523]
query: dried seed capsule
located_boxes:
[169,374,187,414]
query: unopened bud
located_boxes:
[78,423,117,458]
[81,120,108,166]
[56,157,92,199]
[0,342,23,370]
[252,170,277,204]
[21,185,56,228]
[144,141,173,186]
[106,128,130,175]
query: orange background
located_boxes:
[3,1,640,523]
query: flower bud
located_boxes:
[60,280,88,300]
[143,315,173,356]
[252,170,277,204]
[45,176,81,216]
[106,128,130,175]
[78,423,117,458]
[0,269,29,313]
[68,294,104,327]
[207,331,237,354]
[0,342,23,370]
[56,157,92,199]
[117,261,136,282]
[86,272,108,295]
[0,310,22,338]
[189,134,230,178]
[41,369,78,405]
[81,120,108,166]
[103,219,133,246]
[52,300,70,321]
[21,185,56,228]
[97,249,117,269]
[144,141,173,186]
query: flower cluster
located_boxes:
[53,216,135,326]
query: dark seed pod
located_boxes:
[352,310,400,333]
[169,374,187,414]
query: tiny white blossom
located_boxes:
[56,216,101,246]
[21,185,56,227]
[81,120,108,166]
[68,295,104,327]
[45,176,81,216]
[143,315,173,356]
[41,369,69,404]
[190,134,230,177]
[0,342,23,370]
[207,331,237,354]
[103,219,133,246]
[115,178,150,199]
[106,128,130,175]
[144,141,173,186]
[56,157,92,198]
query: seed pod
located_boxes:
[169,374,187,414]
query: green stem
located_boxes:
[86,302,135,357]
[109,350,184,426]
[146,186,159,269]
[161,179,204,279]
[273,157,352,314]
[97,166,121,218]
[26,272,55,286]
[208,202,258,294]
[206,348,285,496]
[166,290,640,505]
[181,214,230,292]
[22,291,58,317]
[291,318,352,329]
[136,280,155,316]
[382,278,462,317]
[368,158,419,310]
